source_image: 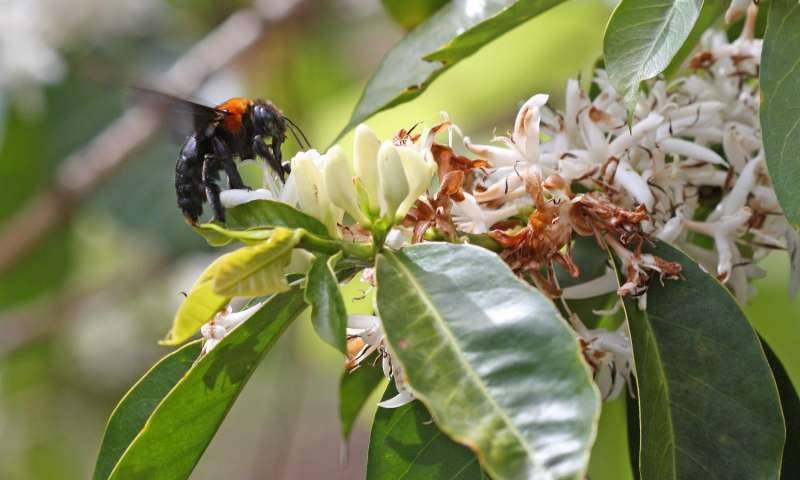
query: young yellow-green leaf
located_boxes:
[213,227,301,297]
[103,288,307,480]
[161,255,231,346]
[761,0,800,227]
[381,0,449,30]
[375,243,600,480]
[305,253,348,353]
[93,341,201,480]
[225,199,331,237]
[617,242,785,479]
[339,0,566,138]
[339,363,385,441]
[367,383,486,479]
[604,0,703,107]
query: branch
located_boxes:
[0,1,304,273]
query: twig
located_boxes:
[0,1,303,273]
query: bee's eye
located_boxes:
[254,104,273,127]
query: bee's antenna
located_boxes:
[285,116,312,150]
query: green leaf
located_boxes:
[618,242,785,479]
[367,383,485,479]
[341,0,566,137]
[193,222,274,246]
[104,288,307,480]
[305,253,348,353]
[225,199,330,237]
[192,223,235,247]
[93,341,202,480]
[161,255,231,346]
[339,363,385,441]
[381,0,449,30]
[213,227,301,297]
[761,338,800,479]
[664,0,726,77]
[761,0,800,227]
[604,0,703,107]
[375,243,600,480]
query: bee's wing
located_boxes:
[130,87,228,141]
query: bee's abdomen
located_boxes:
[175,134,206,223]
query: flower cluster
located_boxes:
[279,125,437,238]
[199,5,798,403]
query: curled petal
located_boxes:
[659,138,727,166]
[463,137,523,167]
[378,389,415,409]
[220,189,274,208]
[513,94,549,161]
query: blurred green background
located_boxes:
[0,0,797,478]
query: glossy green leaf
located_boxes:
[604,0,703,106]
[93,341,202,480]
[305,253,348,353]
[105,288,307,480]
[382,0,449,30]
[375,243,600,480]
[225,199,330,237]
[618,242,785,479]
[367,383,485,479]
[664,0,725,77]
[213,227,301,297]
[339,363,385,441]
[761,339,800,479]
[161,255,231,346]
[341,0,566,137]
[761,0,800,227]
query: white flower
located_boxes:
[200,302,264,354]
[578,325,635,400]
[346,314,414,408]
[451,193,521,234]
[377,141,410,221]
[353,124,382,215]
[289,149,343,236]
[323,145,371,226]
[396,145,436,219]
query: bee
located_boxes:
[137,89,309,224]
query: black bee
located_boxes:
[138,90,309,224]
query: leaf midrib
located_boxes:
[384,251,542,476]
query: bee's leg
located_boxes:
[253,135,285,182]
[211,137,247,190]
[271,137,290,182]
[202,156,226,223]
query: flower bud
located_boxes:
[323,145,371,226]
[353,124,382,215]
[396,145,434,220]
[291,150,324,218]
[290,150,342,235]
[377,141,409,220]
